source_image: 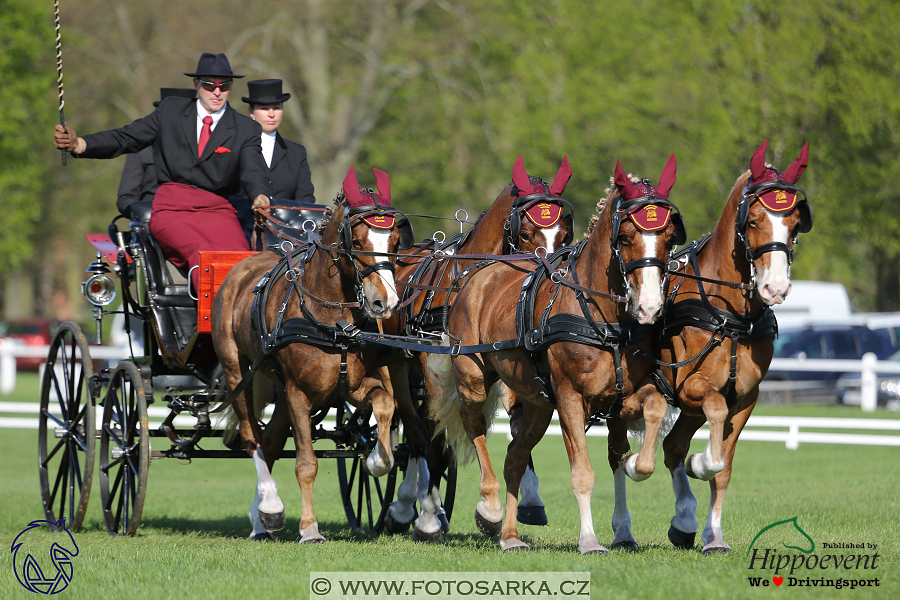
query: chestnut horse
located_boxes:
[609,140,811,554]
[211,167,412,543]
[383,154,575,540]
[427,156,686,553]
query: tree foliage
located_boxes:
[4,0,900,316]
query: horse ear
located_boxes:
[657,153,677,198]
[373,168,391,203]
[750,139,769,181]
[342,166,364,205]
[512,154,532,196]
[614,160,638,200]
[782,141,809,184]
[549,155,572,196]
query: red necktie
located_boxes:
[198,115,213,157]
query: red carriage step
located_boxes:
[197,251,258,333]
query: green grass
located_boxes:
[1,372,898,599]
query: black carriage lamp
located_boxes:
[83,252,116,343]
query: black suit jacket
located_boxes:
[116,147,156,216]
[267,133,316,202]
[79,97,270,200]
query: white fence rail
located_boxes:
[2,401,898,450]
[0,340,129,395]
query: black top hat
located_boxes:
[241,79,291,105]
[153,88,197,107]
[183,52,244,78]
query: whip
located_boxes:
[54,0,66,166]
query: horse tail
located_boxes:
[626,404,680,449]
[213,369,272,448]
[423,336,501,466]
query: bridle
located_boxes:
[610,183,686,309]
[506,192,575,253]
[735,172,811,293]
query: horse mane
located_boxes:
[318,190,347,234]
[584,173,641,238]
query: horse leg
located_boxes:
[621,387,668,481]
[350,376,395,477]
[506,394,546,526]
[500,401,553,551]
[247,391,292,541]
[280,381,323,544]
[683,378,729,480]
[606,417,637,550]
[662,411,707,549]
[701,392,757,555]
[557,397,607,555]
[384,361,431,534]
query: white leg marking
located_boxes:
[365,438,393,477]
[253,447,284,516]
[611,466,636,546]
[388,465,418,524]
[519,465,545,507]
[414,456,441,534]
[671,464,698,534]
[701,500,723,547]
[688,443,725,481]
[623,453,652,482]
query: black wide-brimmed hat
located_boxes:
[153,88,197,107]
[183,52,244,78]
[241,79,291,105]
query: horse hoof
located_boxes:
[299,535,326,544]
[702,545,732,556]
[258,510,286,532]
[610,540,639,551]
[384,511,412,535]
[500,538,530,552]
[438,510,450,533]
[668,525,696,549]
[474,510,502,537]
[412,525,444,544]
[517,505,548,526]
[249,532,276,542]
[580,544,609,556]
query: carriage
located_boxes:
[37,197,456,537]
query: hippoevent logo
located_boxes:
[10,519,79,594]
[745,517,880,590]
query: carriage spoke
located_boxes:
[42,437,66,467]
[363,469,374,529]
[355,462,365,530]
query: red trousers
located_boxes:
[149,183,249,290]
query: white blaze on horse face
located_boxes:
[364,229,399,315]
[537,224,561,254]
[756,212,792,305]
[634,232,664,324]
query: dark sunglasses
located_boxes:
[197,78,232,92]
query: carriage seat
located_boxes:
[229,197,330,249]
[128,200,195,350]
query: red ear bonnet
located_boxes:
[782,141,809,184]
[549,155,572,196]
[373,168,392,204]
[656,154,677,199]
[613,160,639,201]
[750,139,769,182]
[342,166,365,206]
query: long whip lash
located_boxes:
[55,0,66,166]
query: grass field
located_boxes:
[1,372,898,599]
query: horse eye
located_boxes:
[519,232,531,241]
[747,219,757,228]
[618,236,631,247]
[352,238,363,248]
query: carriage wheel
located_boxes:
[335,403,399,534]
[99,361,150,536]
[38,322,97,532]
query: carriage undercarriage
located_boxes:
[38,200,456,537]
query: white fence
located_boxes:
[2,400,898,451]
[0,340,130,395]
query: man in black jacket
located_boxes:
[115,88,197,218]
[54,52,271,289]
[242,79,315,202]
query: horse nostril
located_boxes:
[372,300,385,312]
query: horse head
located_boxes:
[735,139,811,305]
[505,154,575,254]
[606,154,685,324]
[337,166,414,319]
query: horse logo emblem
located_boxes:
[746,516,815,558]
[645,205,658,222]
[11,518,79,594]
[775,190,788,204]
